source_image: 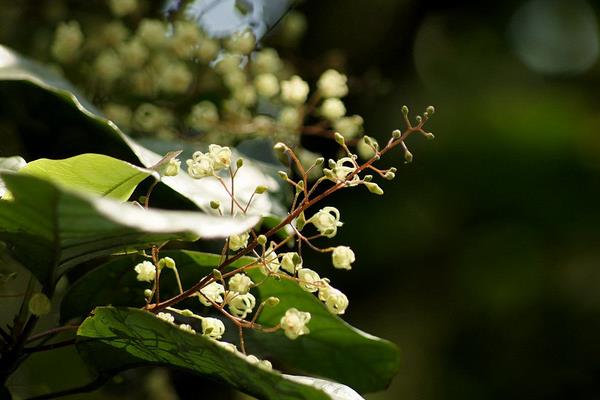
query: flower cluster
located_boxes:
[132,102,434,373]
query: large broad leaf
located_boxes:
[0,155,26,197]
[18,153,155,201]
[61,251,400,393]
[0,174,259,287]
[77,307,362,400]
[0,44,280,215]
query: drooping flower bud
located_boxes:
[280,308,311,340]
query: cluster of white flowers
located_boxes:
[186,145,232,179]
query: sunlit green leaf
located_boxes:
[19,153,155,201]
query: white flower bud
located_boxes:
[229,231,249,251]
[197,282,225,306]
[216,53,244,73]
[187,101,219,131]
[307,206,343,238]
[297,268,321,292]
[51,21,83,63]
[319,285,349,315]
[280,308,311,340]
[208,144,232,170]
[134,260,156,282]
[320,98,346,121]
[201,317,225,339]
[254,73,280,98]
[160,158,180,177]
[364,182,384,195]
[225,29,256,54]
[257,235,267,245]
[157,257,176,270]
[317,69,348,98]
[179,323,196,334]
[227,292,256,318]
[159,62,192,94]
[280,252,302,274]
[281,75,309,105]
[334,115,364,139]
[228,273,253,294]
[137,19,167,47]
[109,0,138,16]
[28,293,51,316]
[157,312,175,324]
[332,246,355,270]
[252,48,282,74]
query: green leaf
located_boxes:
[18,153,155,201]
[0,44,281,216]
[77,307,360,400]
[61,251,400,393]
[0,174,259,286]
[0,155,26,198]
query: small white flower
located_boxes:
[320,98,346,121]
[254,73,280,98]
[157,312,175,324]
[260,243,280,275]
[317,69,348,98]
[297,268,321,293]
[136,19,167,47]
[278,107,302,129]
[327,157,356,183]
[179,323,196,334]
[186,152,214,179]
[197,282,225,306]
[229,231,249,251]
[51,21,83,63]
[214,340,237,352]
[227,292,256,319]
[159,62,192,94]
[252,48,282,74]
[319,285,349,315]
[201,317,225,339]
[118,39,148,68]
[308,207,343,238]
[187,101,219,131]
[134,261,156,282]
[94,50,123,83]
[280,252,302,274]
[225,29,256,54]
[208,144,232,171]
[228,273,254,294]
[280,308,311,340]
[281,75,309,105]
[245,355,273,371]
[332,246,355,270]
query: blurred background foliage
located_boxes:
[1,0,600,399]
